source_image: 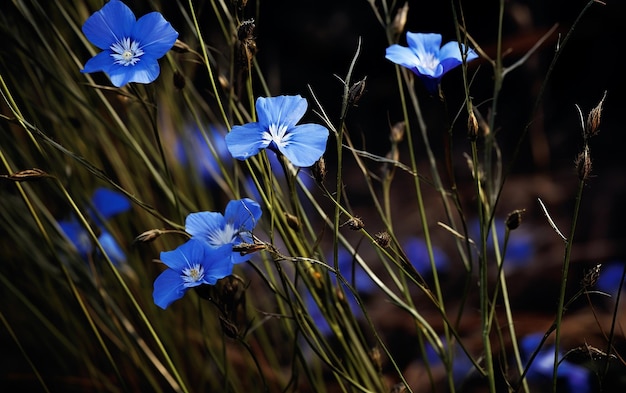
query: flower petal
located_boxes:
[385,45,420,70]
[82,0,135,50]
[91,187,131,220]
[438,41,476,74]
[224,198,262,233]
[153,268,187,309]
[59,219,91,257]
[225,122,271,160]
[256,95,307,129]
[201,244,234,283]
[81,50,116,74]
[107,58,161,87]
[98,231,126,266]
[133,12,178,59]
[159,238,206,270]
[406,32,442,58]
[185,211,225,240]
[276,123,329,167]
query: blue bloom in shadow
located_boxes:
[185,198,262,264]
[468,218,534,271]
[58,187,131,266]
[225,95,329,167]
[403,237,449,276]
[521,333,592,393]
[81,0,178,87]
[153,239,232,309]
[597,261,626,297]
[423,337,475,386]
[175,125,230,186]
[386,32,478,94]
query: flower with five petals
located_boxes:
[81,0,178,87]
[385,32,478,94]
[153,239,233,309]
[225,95,329,167]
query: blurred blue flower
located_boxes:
[469,218,534,271]
[423,337,475,386]
[175,125,230,185]
[185,198,262,264]
[403,237,449,276]
[153,239,232,309]
[521,333,592,393]
[596,261,626,297]
[59,187,131,266]
[81,0,178,87]
[225,95,329,167]
[385,32,478,93]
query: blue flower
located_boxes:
[185,198,262,264]
[403,237,449,276]
[596,261,626,297]
[385,32,478,93]
[81,0,178,87]
[175,125,231,185]
[153,239,233,309]
[225,95,329,167]
[58,187,131,266]
[521,333,592,393]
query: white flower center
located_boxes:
[264,123,290,148]
[207,222,238,247]
[181,263,205,287]
[110,37,144,66]
[418,52,439,72]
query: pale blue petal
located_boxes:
[91,187,131,220]
[277,123,329,167]
[81,51,115,74]
[185,211,225,239]
[133,12,178,58]
[153,269,187,309]
[82,0,135,49]
[385,45,420,70]
[224,198,262,232]
[98,231,126,266]
[438,41,471,74]
[256,95,307,129]
[225,122,270,160]
[406,32,442,58]
[107,58,160,87]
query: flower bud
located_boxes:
[390,121,405,144]
[348,76,367,107]
[467,111,479,141]
[581,263,601,288]
[585,91,606,139]
[133,229,164,243]
[342,216,364,231]
[284,212,301,230]
[0,168,50,182]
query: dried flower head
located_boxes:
[348,76,367,107]
[341,216,364,231]
[312,156,327,183]
[585,91,606,139]
[575,146,592,181]
[237,19,257,70]
[374,231,391,248]
[581,264,602,288]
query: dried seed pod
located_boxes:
[374,231,391,248]
[284,212,301,230]
[575,146,592,181]
[389,121,405,144]
[133,229,164,243]
[312,156,327,184]
[0,168,50,182]
[505,209,525,231]
[341,216,364,230]
[581,263,601,288]
[348,76,367,107]
[236,19,257,71]
[585,91,606,139]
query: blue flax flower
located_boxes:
[153,239,233,309]
[185,198,262,264]
[175,125,230,186]
[81,0,178,87]
[59,187,131,266]
[385,32,478,93]
[225,95,329,167]
[521,333,591,393]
